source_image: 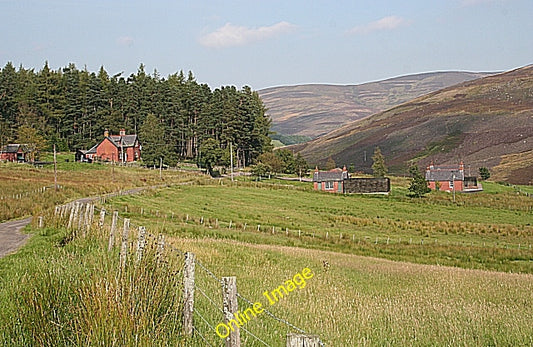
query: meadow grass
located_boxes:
[103,182,533,273]
[0,157,203,222]
[0,219,186,346]
[2,163,532,346]
[166,237,533,346]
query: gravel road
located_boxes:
[0,217,32,258]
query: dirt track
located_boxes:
[0,217,32,258]
[0,183,184,260]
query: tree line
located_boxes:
[0,62,272,166]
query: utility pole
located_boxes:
[53,144,58,191]
[230,142,234,182]
[112,153,115,182]
[159,157,163,180]
[452,173,456,203]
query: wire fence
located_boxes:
[105,203,533,253]
[0,185,61,200]
[48,201,325,346]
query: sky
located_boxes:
[1,0,532,90]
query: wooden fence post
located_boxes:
[183,252,196,336]
[83,203,91,237]
[99,208,106,229]
[136,226,146,262]
[89,204,95,229]
[286,333,321,347]
[38,216,43,228]
[77,203,85,232]
[67,202,78,229]
[222,276,240,347]
[120,218,130,269]
[157,234,165,259]
[108,211,119,252]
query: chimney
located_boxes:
[120,129,126,136]
[104,129,109,138]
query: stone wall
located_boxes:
[344,178,390,194]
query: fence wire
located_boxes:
[83,203,326,346]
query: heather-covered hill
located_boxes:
[292,65,533,184]
[259,71,493,140]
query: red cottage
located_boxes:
[425,161,482,192]
[313,167,348,193]
[95,129,141,163]
[0,144,28,162]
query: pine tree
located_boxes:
[479,167,491,180]
[371,147,387,177]
[139,114,175,167]
[408,164,430,198]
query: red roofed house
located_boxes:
[95,129,141,163]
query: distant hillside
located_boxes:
[292,65,533,185]
[259,71,494,140]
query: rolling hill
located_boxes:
[291,65,533,184]
[259,71,494,140]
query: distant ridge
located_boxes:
[259,71,495,140]
[291,65,533,184]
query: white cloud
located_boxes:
[117,36,134,47]
[199,21,296,48]
[348,16,410,35]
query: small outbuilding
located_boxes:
[0,144,28,162]
[313,167,348,193]
[313,166,391,194]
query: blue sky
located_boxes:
[1,0,531,89]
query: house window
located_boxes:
[325,181,334,190]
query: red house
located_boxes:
[425,161,482,192]
[95,129,141,163]
[313,167,348,193]
[0,144,28,162]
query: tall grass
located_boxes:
[167,237,533,346]
[0,221,185,345]
[0,159,202,222]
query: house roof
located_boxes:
[0,144,23,153]
[107,135,139,148]
[313,168,348,182]
[425,167,464,181]
[86,143,98,154]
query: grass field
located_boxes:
[1,161,532,346]
[0,155,202,222]
[168,237,533,346]
[103,181,533,273]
